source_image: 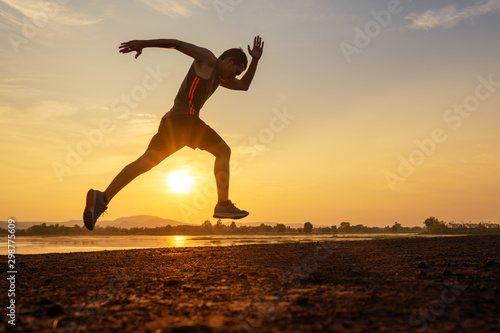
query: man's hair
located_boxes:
[219,48,248,68]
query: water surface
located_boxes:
[2,233,425,254]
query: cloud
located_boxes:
[0,0,104,55]
[0,0,102,34]
[406,0,500,30]
[0,78,44,98]
[138,0,209,18]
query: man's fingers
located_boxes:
[119,41,131,49]
[119,42,132,54]
[252,35,263,50]
[254,35,261,46]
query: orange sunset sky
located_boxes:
[1,0,499,227]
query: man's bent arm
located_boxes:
[221,35,264,91]
[221,57,260,91]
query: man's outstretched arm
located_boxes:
[119,39,217,65]
[221,36,264,91]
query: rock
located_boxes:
[47,304,64,317]
[165,279,181,286]
[296,296,309,306]
[443,268,452,276]
[417,262,427,268]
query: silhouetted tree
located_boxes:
[351,224,366,233]
[276,223,286,233]
[392,222,401,233]
[339,222,351,232]
[214,219,225,233]
[230,221,237,232]
[304,222,313,233]
[424,217,447,229]
[259,223,273,233]
[202,220,213,233]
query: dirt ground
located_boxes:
[1,235,499,332]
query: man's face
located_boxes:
[220,58,246,81]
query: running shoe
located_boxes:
[83,189,107,230]
[213,200,249,219]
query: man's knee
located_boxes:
[221,143,231,158]
[209,141,231,159]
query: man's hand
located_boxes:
[119,40,145,59]
[248,35,264,60]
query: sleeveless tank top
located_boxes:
[165,61,220,118]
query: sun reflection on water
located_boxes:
[172,235,185,247]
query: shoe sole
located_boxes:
[213,212,249,220]
[83,189,96,230]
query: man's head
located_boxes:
[218,48,247,81]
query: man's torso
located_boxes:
[165,61,220,118]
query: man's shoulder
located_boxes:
[193,58,217,80]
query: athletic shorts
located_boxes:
[147,115,223,153]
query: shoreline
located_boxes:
[0,233,463,256]
[1,235,499,332]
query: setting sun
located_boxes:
[165,170,195,194]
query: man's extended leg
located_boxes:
[206,141,249,219]
[105,149,168,202]
[83,149,168,230]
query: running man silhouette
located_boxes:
[83,36,264,230]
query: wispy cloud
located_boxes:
[406,0,500,30]
[0,0,102,34]
[0,78,44,97]
[0,0,104,55]
[138,0,209,18]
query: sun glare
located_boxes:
[165,170,195,194]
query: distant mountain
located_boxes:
[0,221,55,230]
[103,215,190,229]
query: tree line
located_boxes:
[6,217,496,236]
[0,220,424,236]
[422,216,500,234]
